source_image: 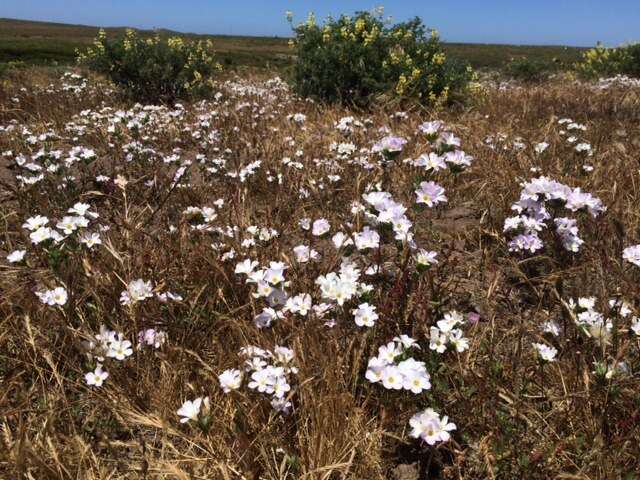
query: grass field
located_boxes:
[1,62,640,479]
[3,14,640,480]
[0,17,586,70]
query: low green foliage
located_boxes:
[505,57,553,82]
[77,29,222,102]
[288,9,474,105]
[577,42,640,78]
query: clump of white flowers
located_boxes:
[504,176,605,254]
[315,258,366,307]
[429,311,470,354]
[82,325,135,388]
[568,297,613,343]
[219,345,298,413]
[567,296,635,344]
[22,202,101,249]
[409,408,456,446]
[36,286,68,306]
[361,190,414,243]
[366,335,431,393]
[137,328,168,349]
[414,122,472,168]
[235,259,290,328]
[120,278,154,305]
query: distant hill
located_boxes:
[0,17,586,70]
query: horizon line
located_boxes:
[1,16,602,49]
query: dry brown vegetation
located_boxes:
[1,68,640,479]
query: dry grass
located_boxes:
[1,68,640,479]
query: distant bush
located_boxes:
[0,61,27,78]
[505,57,552,83]
[577,42,640,78]
[77,29,222,103]
[288,9,473,105]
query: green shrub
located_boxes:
[505,57,552,83]
[288,9,473,105]
[577,42,640,78]
[77,29,222,103]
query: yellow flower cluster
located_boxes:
[168,37,185,50]
[306,12,316,27]
[396,74,408,95]
[432,52,446,65]
[363,26,380,46]
[577,42,631,77]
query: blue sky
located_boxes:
[3,1,639,47]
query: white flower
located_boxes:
[298,217,311,230]
[450,329,469,352]
[56,216,84,235]
[631,317,640,337]
[365,356,387,383]
[7,250,26,263]
[36,286,68,306]
[381,365,404,390]
[68,202,93,217]
[219,369,242,393]
[263,262,286,285]
[22,215,49,231]
[30,226,53,244]
[429,327,447,353]
[293,245,319,263]
[107,338,133,360]
[331,231,353,249]
[284,293,312,316]
[623,245,640,267]
[409,408,456,445]
[312,218,330,236]
[542,321,560,336]
[352,302,378,327]
[177,397,204,423]
[533,342,557,362]
[402,369,431,394]
[437,311,464,333]
[79,232,102,248]
[534,142,549,154]
[415,181,447,207]
[272,376,291,399]
[120,279,154,305]
[235,258,259,275]
[271,397,292,414]
[84,364,109,387]
[353,226,380,250]
[415,249,438,268]
[393,334,419,350]
[248,369,274,393]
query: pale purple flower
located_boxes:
[415,181,447,207]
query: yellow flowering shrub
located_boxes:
[77,29,222,102]
[288,9,472,105]
[577,42,640,78]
